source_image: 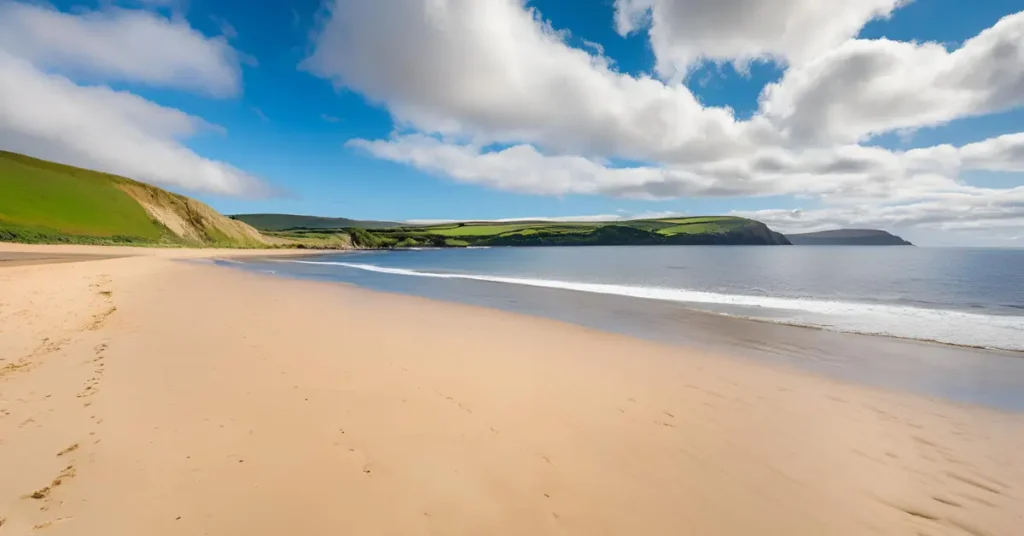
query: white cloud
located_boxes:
[308,2,1024,160]
[0,51,267,197]
[304,0,759,163]
[348,133,991,202]
[0,2,242,97]
[613,0,905,77]
[960,133,1024,172]
[348,135,729,198]
[760,12,1024,144]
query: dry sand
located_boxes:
[1,244,1022,535]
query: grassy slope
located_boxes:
[0,151,266,247]
[654,217,751,236]
[0,153,168,242]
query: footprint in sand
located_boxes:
[946,471,1009,496]
[86,305,117,331]
[56,443,79,457]
[26,464,76,501]
[33,516,74,530]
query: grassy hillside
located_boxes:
[231,213,400,231]
[0,150,789,250]
[268,216,791,247]
[0,151,267,247]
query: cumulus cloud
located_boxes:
[613,0,905,77]
[303,0,759,163]
[761,12,1024,144]
[348,135,733,198]
[0,2,242,97]
[348,133,1011,203]
[960,133,1024,172]
[307,1,1024,159]
[0,51,267,197]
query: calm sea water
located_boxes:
[226,246,1024,409]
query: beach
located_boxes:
[1,245,1022,535]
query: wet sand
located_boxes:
[1,244,1022,535]
[0,251,124,267]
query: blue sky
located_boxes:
[2,0,1024,244]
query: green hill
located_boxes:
[0,151,268,247]
[0,151,790,249]
[269,216,791,247]
[230,213,400,231]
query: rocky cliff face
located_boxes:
[118,182,267,247]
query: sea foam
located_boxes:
[286,260,1024,352]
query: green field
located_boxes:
[260,215,791,247]
[654,217,751,236]
[0,153,167,242]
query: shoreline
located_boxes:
[1,245,1022,535]
[255,251,1024,354]
[254,253,1024,354]
[230,252,1024,411]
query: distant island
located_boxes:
[785,229,913,246]
[0,150,792,248]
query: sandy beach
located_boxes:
[1,245,1021,535]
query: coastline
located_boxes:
[233,252,1024,410]
[248,248,1024,354]
[1,244,1022,535]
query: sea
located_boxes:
[223,246,1024,410]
